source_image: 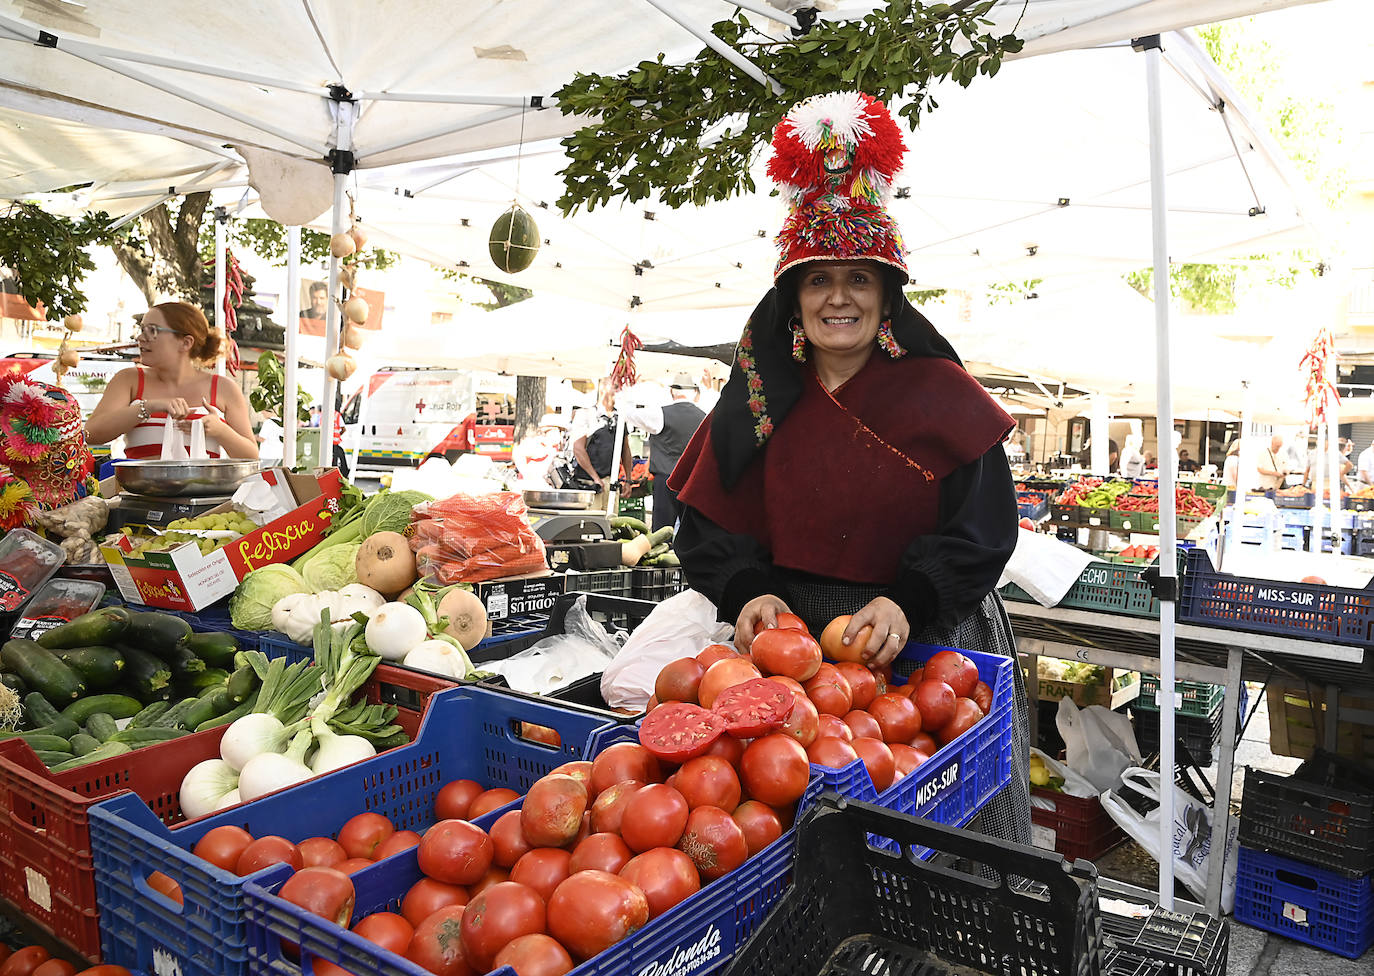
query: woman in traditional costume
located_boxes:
[669,91,1030,842]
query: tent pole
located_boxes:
[1090,397,1110,474]
[321,97,356,469]
[1142,34,1178,911]
[639,0,781,92]
[214,211,227,378]
[284,225,301,467]
[608,413,628,519]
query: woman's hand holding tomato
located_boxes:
[734,594,794,652]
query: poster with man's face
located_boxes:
[298,281,385,337]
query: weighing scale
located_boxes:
[106,492,234,532]
[526,507,613,543]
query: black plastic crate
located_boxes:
[1238,751,1374,877]
[630,565,685,602]
[560,567,633,598]
[1132,705,1225,766]
[720,794,1103,976]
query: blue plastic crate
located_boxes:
[88,685,619,976]
[801,643,1014,856]
[241,761,827,976]
[1180,549,1374,647]
[1234,846,1374,959]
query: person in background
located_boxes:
[620,372,707,530]
[301,281,329,320]
[1222,440,1242,497]
[86,301,257,460]
[1003,428,1027,464]
[1256,433,1285,491]
[1118,434,1146,478]
[571,387,633,490]
[308,405,322,428]
[332,409,348,477]
[1177,449,1200,473]
[1356,437,1374,486]
[513,413,568,484]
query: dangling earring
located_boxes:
[790,316,807,363]
[876,317,907,358]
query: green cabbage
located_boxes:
[230,564,311,630]
[301,543,361,592]
[360,490,432,537]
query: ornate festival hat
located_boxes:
[767,91,909,282]
[0,374,94,529]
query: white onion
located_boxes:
[365,602,427,661]
[310,733,376,774]
[220,713,287,771]
[179,759,240,820]
[237,751,313,801]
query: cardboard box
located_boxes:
[100,469,344,611]
[1028,658,1142,710]
[473,574,566,620]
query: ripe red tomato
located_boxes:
[570,832,634,875]
[589,779,645,834]
[297,836,347,869]
[677,805,749,881]
[522,723,562,748]
[816,713,853,741]
[750,628,822,681]
[353,912,413,954]
[731,800,783,856]
[908,731,939,754]
[435,779,485,821]
[469,787,521,820]
[655,657,707,704]
[695,643,739,669]
[672,756,742,812]
[490,809,535,868]
[550,761,593,794]
[335,857,375,875]
[701,731,745,767]
[833,663,881,710]
[522,774,589,848]
[805,735,860,770]
[818,614,867,663]
[336,812,395,860]
[405,905,473,976]
[754,611,809,635]
[417,819,494,885]
[939,699,984,745]
[780,695,820,747]
[547,871,650,961]
[645,695,660,712]
[470,864,511,897]
[740,734,810,806]
[712,678,793,738]
[493,934,574,976]
[842,709,882,741]
[637,702,726,763]
[619,848,700,919]
[0,949,49,976]
[804,663,853,716]
[146,871,182,906]
[590,742,664,795]
[913,679,957,731]
[373,830,421,861]
[30,962,74,976]
[459,881,547,972]
[698,657,763,709]
[850,737,896,792]
[767,675,808,700]
[620,784,690,852]
[924,650,977,698]
[193,825,255,872]
[867,692,922,743]
[889,743,928,777]
[235,836,302,875]
[510,847,573,904]
[400,878,469,927]
[279,867,356,927]
[971,680,993,715]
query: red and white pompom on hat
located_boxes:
[767,91,909,282]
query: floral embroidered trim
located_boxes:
[815,372,933,482]
[876,318,907,359]
[735,325,774,444]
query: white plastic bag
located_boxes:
[600,589,734,711]
[482,595,624,695]
[1056,697,1142,795]
[159,415,188,460]
[1029,746,1099,799]
[1101,767,1238,912]
[997,528,1095,606]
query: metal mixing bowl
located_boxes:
[113,458,263,497]
[522,488,596,510]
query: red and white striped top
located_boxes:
[123,368,223,460]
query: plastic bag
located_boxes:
[600,589,734,711]
[159,414,188,460]
[997,528,1095,606]
[408,491,547,584]
[1029,746,1099,799]
[1101,767,1238,912]
[1056,697,1141,795]
[482,595,624,695]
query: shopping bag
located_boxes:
[599,589,733,711]
[1101,766,1238,911]
[997,529,1094,606]
[1056,696,1141,794]
[159,414,188,460]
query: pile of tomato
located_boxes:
[0,946,128,976]
[638,612,994,797]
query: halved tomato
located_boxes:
[711,678,792,738]
[638,702,727,763]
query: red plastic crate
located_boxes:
[1031,787,1127,863]
[0,663,442,960]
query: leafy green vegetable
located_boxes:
[229,564,311,630]
[300,543,360,592]
[360,490,433,537]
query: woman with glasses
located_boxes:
[86,302,258,461]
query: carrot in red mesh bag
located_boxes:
[408,491,547,583]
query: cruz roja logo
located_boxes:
[914,761,960,810]
[636,925,723,976]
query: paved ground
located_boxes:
[1093,682,1368,974]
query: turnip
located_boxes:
[438,587,488,651]
[356,531,416,597]
[364,602,427,661]
[403,638,471,679]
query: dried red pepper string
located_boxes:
[610,326,642,392]
[1300,328,1339,426]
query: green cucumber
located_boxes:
[53,646,125,691]
[2,716,80,741]
[647,525,675,546]
[195,690,257,731]
[188,668,231,692]
[36,607,131,650]
[166,645,207,682]
[1,641,86,703]
[125,701,171,729]
[23,692,62,729]
[61,694,143,724]
[108,726,188,746]
[69,733,102,757]
[116,645,172,701]
[153,698,200,730]
[610,515,650,536]
[0,732,73,752]
[85,713,119,743]
[179,690,226,732]
[48,741,132,771]
[35,750,75,766]
[644,542,670,560]
[186,632,240,667]
[226,665,258,704]
[0,672,28,696]
[124,613,192,658]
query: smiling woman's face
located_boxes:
[795,261,888,361]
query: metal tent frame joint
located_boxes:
[1140,566,1178,603]
[1131,33,1163,52]
[329,149,356,175]
[35,30,56,48]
